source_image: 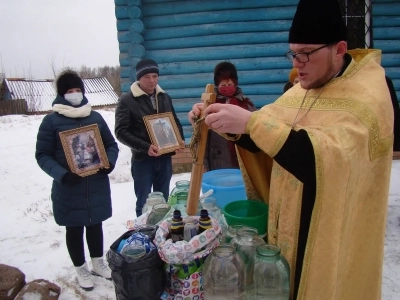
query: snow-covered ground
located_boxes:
[0,109,399,299]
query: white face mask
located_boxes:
[64,92,83,105]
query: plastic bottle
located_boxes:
[183,217,197,242]
[170,210,184,242]
[198,209,212,234]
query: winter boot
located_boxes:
[91,257,112,280]
[75,262,94,291]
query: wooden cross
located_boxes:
[186,84,216,215]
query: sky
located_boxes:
[0,0,120,80]
[0,110,399,299]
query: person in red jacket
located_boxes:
[203,62,256,172]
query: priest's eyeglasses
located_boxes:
[286,44,333,63]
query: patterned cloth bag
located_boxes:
[154,216,221,300]
[161,260,205,300]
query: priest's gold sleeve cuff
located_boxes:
[245,110,291,157]
[223,133,242,141]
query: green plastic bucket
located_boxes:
[223,200,268,236]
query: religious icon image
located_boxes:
[59,124,110,176]
[143,112,184,155]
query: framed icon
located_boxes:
[143,112,184,155]
[59,124,110,177]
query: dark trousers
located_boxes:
[66,222,104,267]
[131,155,172,217]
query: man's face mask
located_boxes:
[64,92,83,105]
[218,86,236,97]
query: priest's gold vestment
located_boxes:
[235,49,393,300]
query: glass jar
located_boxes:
[201,196,226,238]
[146,203,171,225]
[203,244,245,300]
[246,244,290,300]
[170,180,189,201]
[225,224,245,243]
[230,227,266,287]
[148,191,166,202]
[137,225,158,240]
[142,197,165,215]
[121,244,146,263]
[201,197,222,221]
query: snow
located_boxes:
[0,109,399,299]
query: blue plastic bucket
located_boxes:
[201,169,246,209]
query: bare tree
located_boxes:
[0,54,5,83]
[77,64,121,96]
[47,55,58,79]
[26,63,42,112]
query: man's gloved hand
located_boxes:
[98,163,114,175]
[62,172,81,186]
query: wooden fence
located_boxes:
[0,99,28,116]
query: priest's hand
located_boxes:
[188,103,203,125]
[204,103,252,134]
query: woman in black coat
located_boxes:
[35,70,119,291]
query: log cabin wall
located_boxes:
[115,0,297,140]
[114,0,400,140]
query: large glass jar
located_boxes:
[246,244,290,300]
[142,197,165,215]
[146,203,171,225]
[170,180,189,201]
[201,197,222,221]
[224,224,245,243]
[203,244,245,300]
[148,191,166,202]
[169,180,190,212]
[201,196,226,239]
[230,227,266,287]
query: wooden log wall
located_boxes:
[114,0,297,139]
[114,0,400,139]
[0,99,28,116]
[373,0,400,101]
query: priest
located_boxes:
[189,0,393,299]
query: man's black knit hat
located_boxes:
[289,0,347,44]
[56,70,85,97]
[136,59,159,81]
[214,62,238,86]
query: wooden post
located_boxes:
[186,84,216,215]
